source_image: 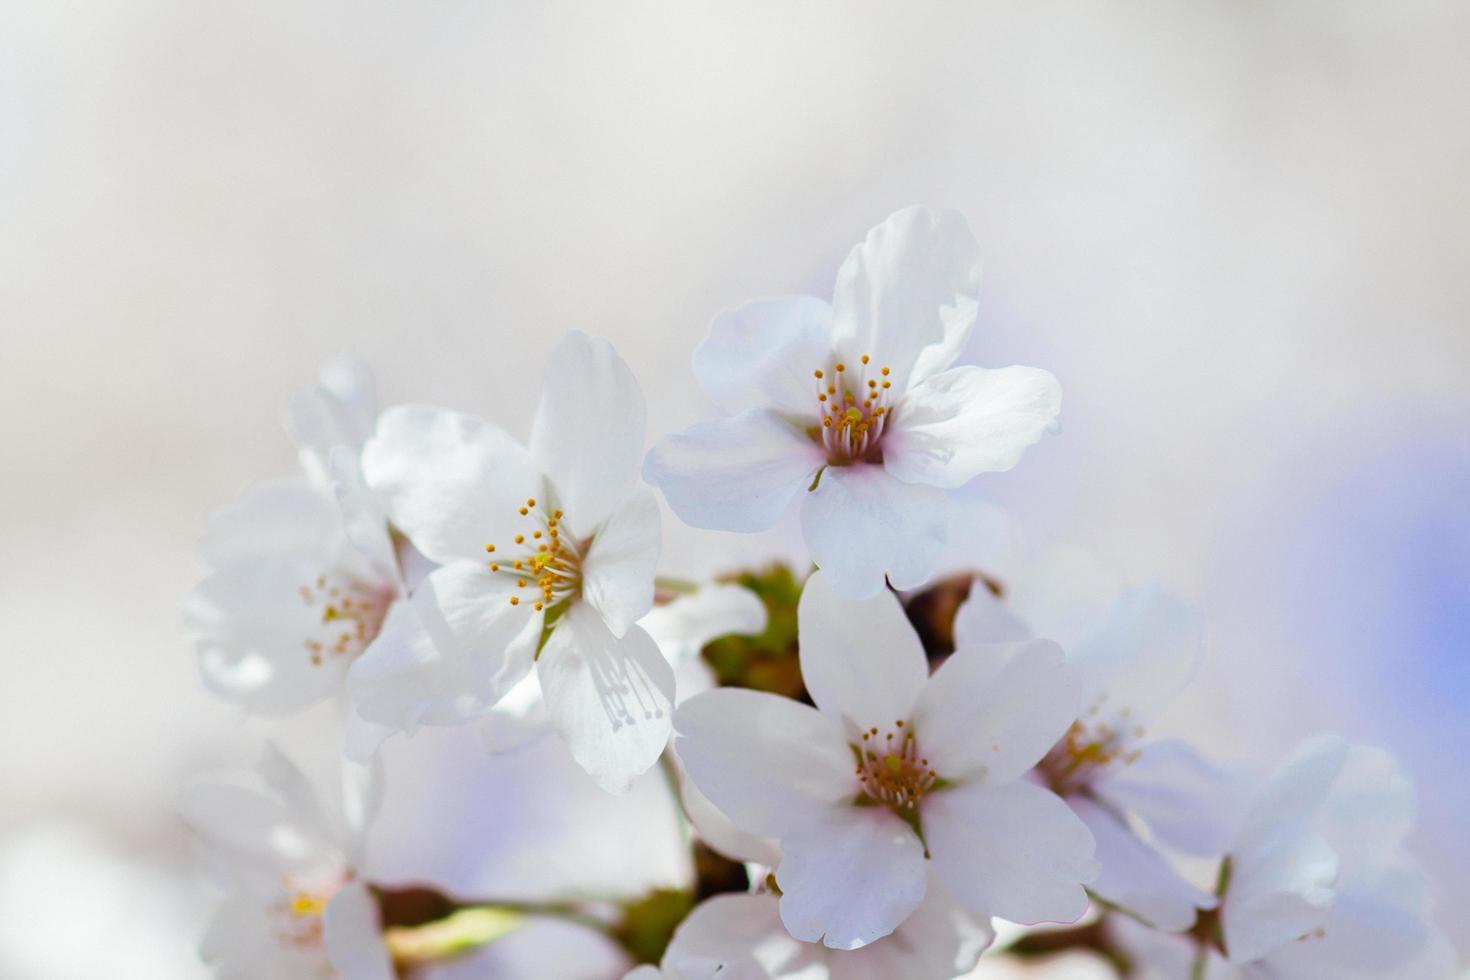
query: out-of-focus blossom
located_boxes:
[954,550,1246,931]
[348,331,670,793]
[180,745,392,980]
[1217,735,1454,979]
[644,206,1061,599]
[676,571,1096,949]
[185,359,402,717]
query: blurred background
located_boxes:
[2,1,1466,975]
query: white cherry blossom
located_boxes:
[675,570,1097,950]
[347,331,671,793]
[180,746,391,980]
[951,547,1255,932]
[185,360,402,716]
[1218,735,1454,980]
[643,206,1061,599]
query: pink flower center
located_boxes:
[299,574,396,667]
[812,354,894,465]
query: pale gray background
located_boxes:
[2,1,1467,975]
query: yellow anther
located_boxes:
[553,509,563,519]
[526,498,536,507]
[519,507,528,515]
[514,534,524,544]
[489,562,499,571]
[485,544,496,553]
[861,354,870,364]
[534,601,544,610]
[814,369,824,379]
[882,380,891,389]
[880,366,890,376]
[868,379,877,388]
[509,596,520,606]
[516,579,527,587]
[532,530,542,539]
[289,892,327,917]
[818,393,827,402]
[835,362,845,372]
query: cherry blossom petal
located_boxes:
[676,760,783,868]
[1068,584,1203,727]
[924,779,1097,925]
[1071,796,1215,933]
[1312,743,1417,871]
[537,606,674,794]
[911,639,1079,785]
[362,405,543,565]
[529,331,647,530]
[346,564,540,742]
[323,880,394,980]
[674,688,853,839]
[777,806,927,949]
[797,570,928,731]
[197,477,343,570]
[834,869,995,980]
[1091,738,1258,857]
[577,486,660,639]
[800,464,946,598]
[951,579,1032,647]
[1240,734,1348,838]
[644,409,825,532]
[659,893,823,980]
[1222,818,1338,964]
[1261,872,1446,979]
[287,357,377,486]
[830,207,981,393]
[883,365,1061,489]
[693,295,835,416]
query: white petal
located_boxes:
[1092,738,1259,857]
[912,639,1080,785]
[288,357,377,487]
[951,579,1032,647]
[1071,796,1215,933]
[537,607,674,794]
[830,207,982,393]
[323,880,394,980]
[674,688,853,839]
[477,670,553,754]
[639,583,767,671]
[797,570,928,731]
[362,405,543,565]
[884,366,1061,489]
[777,806,927,949]
[1241,734,1349,839]
[694,295,836,416]
[924,780,1097,925]
[1312,743,1417,872]
[660,893,823,980]
[326,446,399,584]
[580,486,661,638]
[346,563,539,736]
[833,868,995,980]
[196,477,341,570]
[676,760,783,868]
[1222,817,1338,964]
[1068,583,1203,727]
[529,331,648,530]
[644,409,825,533]
[800,464,946,598]
[1007,547,1124,651]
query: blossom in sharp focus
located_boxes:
[953,550,1245,932]
[674,570,1097,949]
[185,359,402,716]
[180,746,391,980]
[626,870,994,980]
[643,206,1062,599]
[1217,734,1455,980]
[347,330,671,793]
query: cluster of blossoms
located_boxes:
[184,208,1456,979]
